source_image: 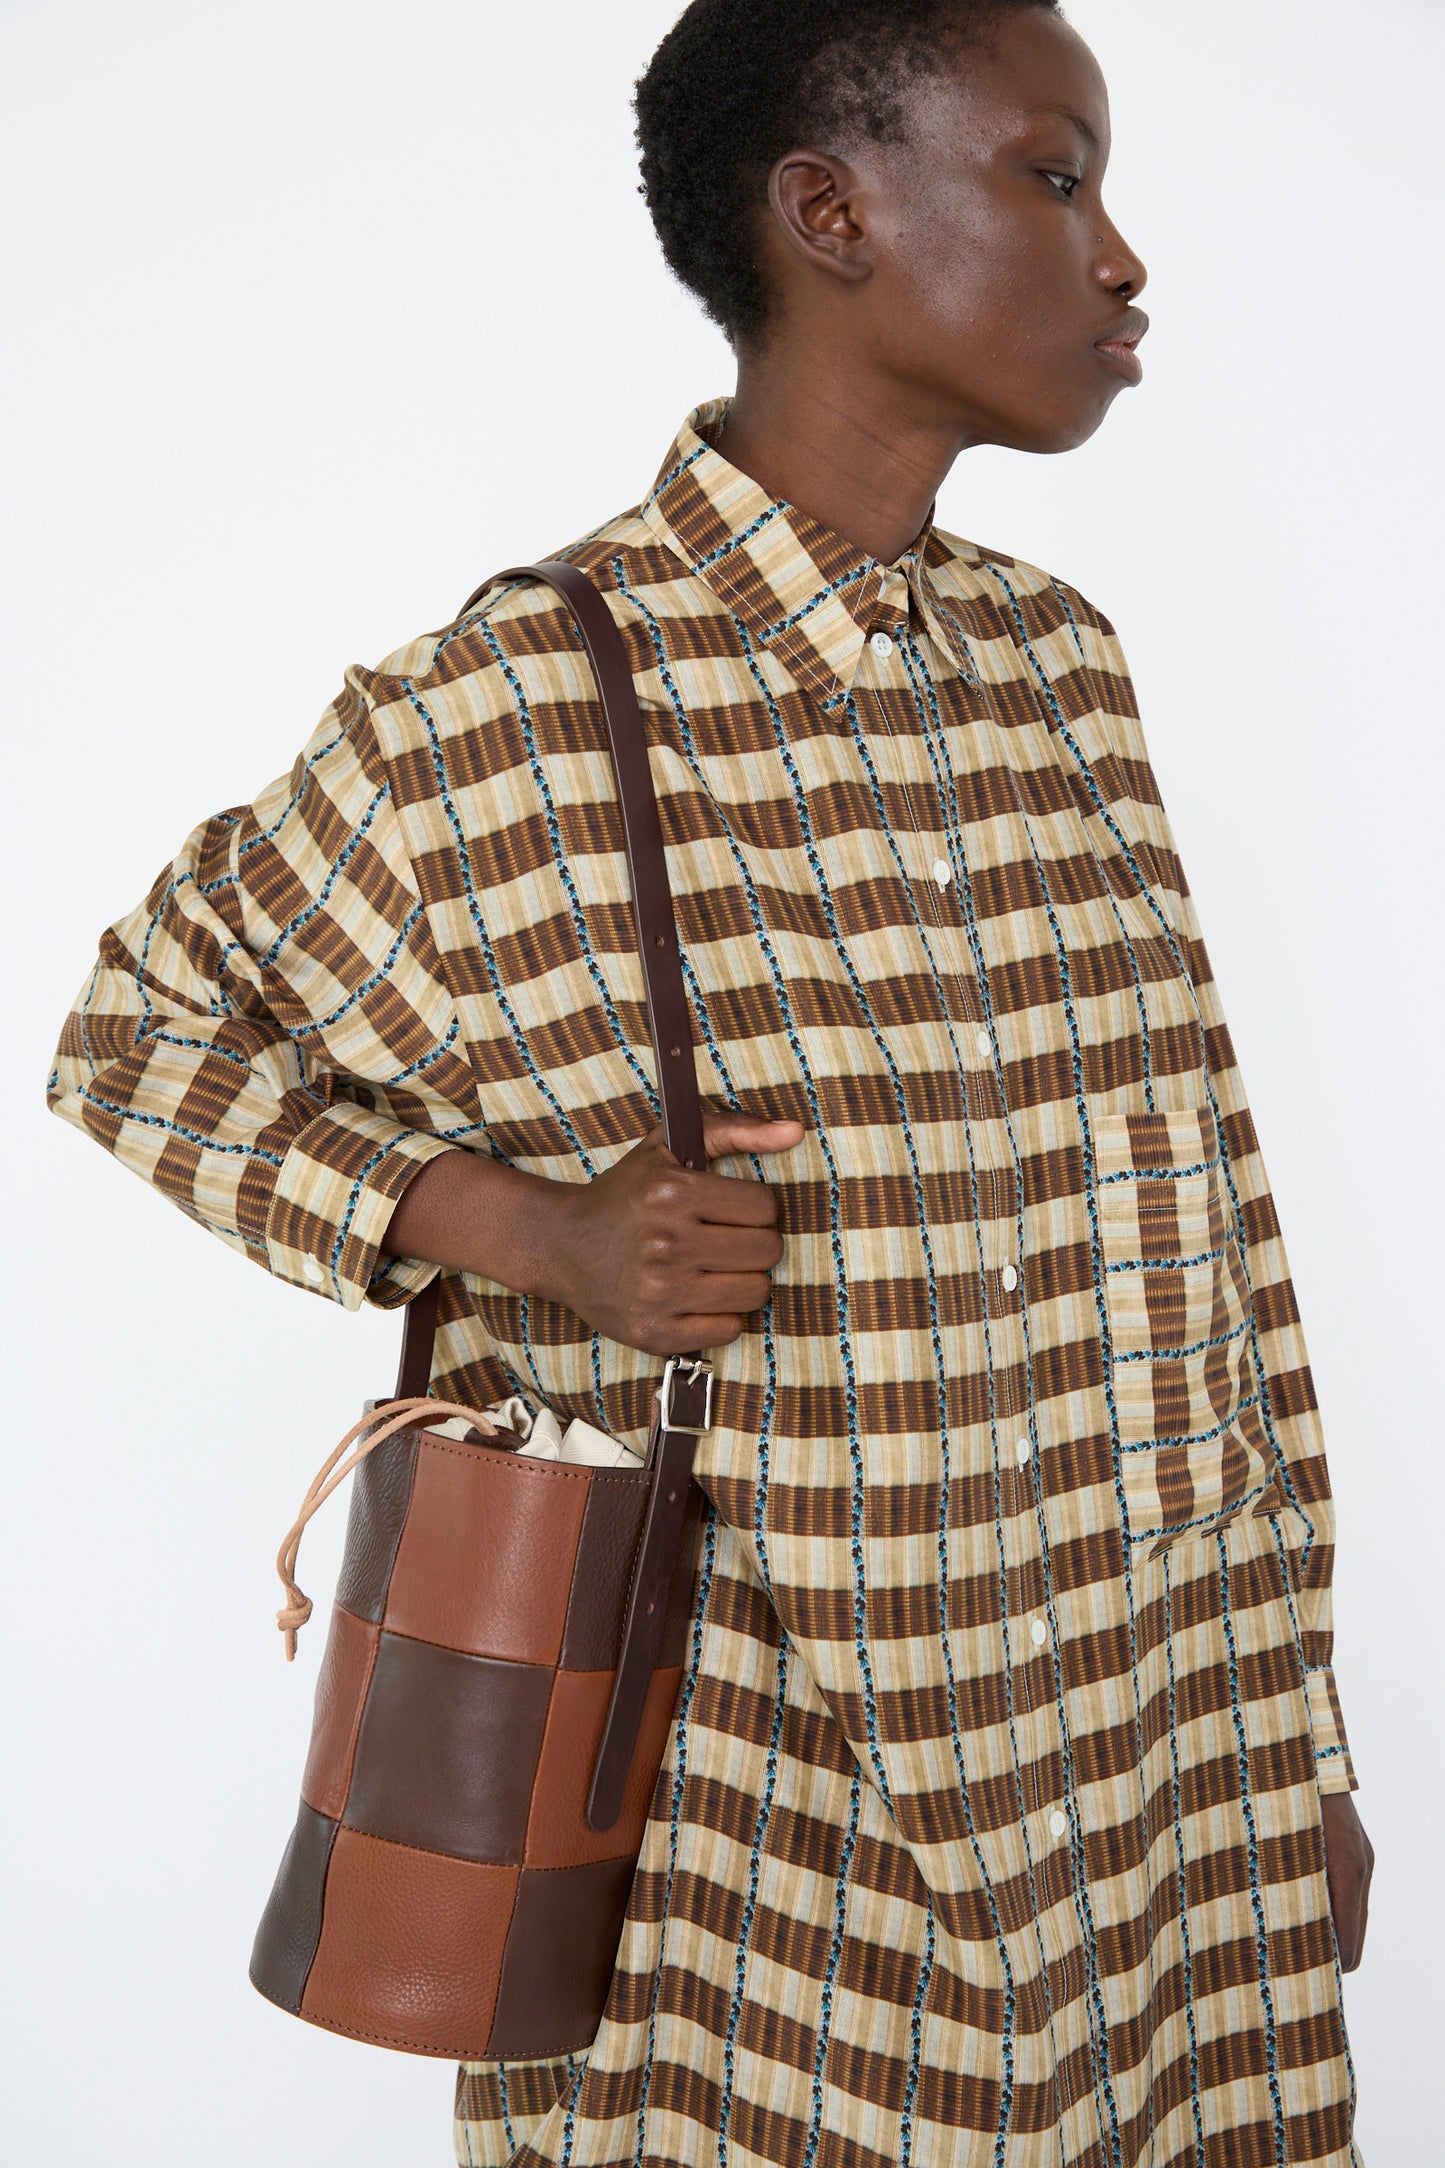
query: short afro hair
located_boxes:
[633,0,1061,351]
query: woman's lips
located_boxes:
[1094,338,1143,385]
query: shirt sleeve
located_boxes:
[45,669,467,1312]
[1071,600,1358,1797]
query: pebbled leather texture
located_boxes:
[385,1436,589,1666]
[301,1826,518,2058]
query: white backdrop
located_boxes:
[4,1,1438,2160]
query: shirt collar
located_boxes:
[639,394,947,708]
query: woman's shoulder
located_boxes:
[925,522,1123,647]
[924,523,1141,743]
[363,504,653,691]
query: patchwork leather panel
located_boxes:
[301,1826,517,2057]
[525,1663,684,1868]
[334,1424,420,1622]
[386,1440,588,1665]
[485,1854,639,2060]
[301,1603,381,1821]
[344,1631,552,1863]
[558,1471,649,1670]
[249,1800,338,2015]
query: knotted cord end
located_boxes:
[277,1593,312,1661]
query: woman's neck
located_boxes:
[712,353,960,566]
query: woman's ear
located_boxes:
[764,149,874,289]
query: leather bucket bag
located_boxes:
[248,561,712,2061]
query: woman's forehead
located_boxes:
[900,11,1110,153]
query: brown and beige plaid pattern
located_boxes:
[48,397,1361,2165]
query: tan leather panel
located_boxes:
[300,1605,380,1821]
[524,1664,684,1869]
[385,1437,588,1664]
[300,1827,517,2058]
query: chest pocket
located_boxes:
[1094,1105,1284,1557]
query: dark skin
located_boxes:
[384,5,1372,1969]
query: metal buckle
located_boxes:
[658,1355,714,1434]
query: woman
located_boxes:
[46,0,1373,2161]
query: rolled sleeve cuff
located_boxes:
[1305,1665,1358,1795]
[264,1104,457,1311]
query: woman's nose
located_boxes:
[1097,219,1147,301]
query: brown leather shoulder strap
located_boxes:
[391,560,711,1830]
[396,559,705,1401]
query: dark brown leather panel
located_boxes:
[249,1801,338,2015]
[484,1854,639,2060]
[301,1827,516,2057]
[344,1632,552,1864]
[301,1604,381,1821]
[386,1440,588,1665]
[525,1664,684,1870]
[557,1472,650,1671]
[334,1422,420,1623]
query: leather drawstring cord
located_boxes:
[274,1397,503,1659]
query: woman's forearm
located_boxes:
[379,1147,572,1301]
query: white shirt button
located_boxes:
[302,1256,324,1286]
[1015,1437,1032,1464]
[869,630,895,659]
[1029,1617,1047,1646]
[1001,1263,1019,1293]
[1049,1809,1068,1838]
[931,857,952,887]
[974,1027,991,1058]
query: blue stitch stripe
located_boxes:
[473,616,662,1125]
[235,725,346,858]
[1105,1244,1229,1272]
[717,1633,790,2166]
[800,1766,862,2168]
[75,1088,284,1162]
[401,677,596,1175]
[1161,1550,1207,2168]
[1113,1314,1251,1363]
[1216,1529,1289,2164]
[631,1507,716,2168]
[761,557,873,641]
[1098,1155,1221,1183]
[898,1895,935,2168]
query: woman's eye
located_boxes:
[1044,171,1081,198]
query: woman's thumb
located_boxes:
[701,1110,806,1160]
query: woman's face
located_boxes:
[772,10,1150,455]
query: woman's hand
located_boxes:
[545,1112,806,1355]
[1321,1792,1374,1970]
